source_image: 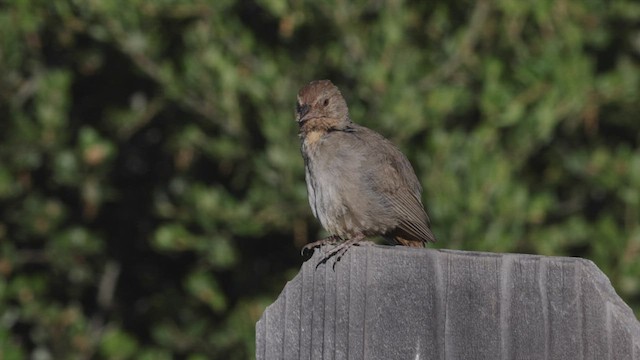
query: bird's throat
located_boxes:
[302,130,325,148]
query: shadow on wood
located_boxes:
[256,246,640,360]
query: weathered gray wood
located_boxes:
[256,246,640,360]
[546,259,582,359]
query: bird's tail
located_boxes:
[393,236,426,248]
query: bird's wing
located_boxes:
[358,128,436,243]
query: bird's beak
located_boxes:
[297,104,311,124]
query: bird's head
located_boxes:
[295,80,350,131]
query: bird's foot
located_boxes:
[301,235,342,257]
[316,234,368,269]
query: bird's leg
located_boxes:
[310,233,368,269]
[329,233,367,267]
[301,234,342,256]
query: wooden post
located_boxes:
[256,246,640,360]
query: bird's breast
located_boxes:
[300,132,374,237]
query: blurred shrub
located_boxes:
[0,0,638,358]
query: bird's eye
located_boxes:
[323,98,329,106]
[295,101,302,113]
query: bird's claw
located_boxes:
[308,235,368,269]
[300,235,342,257]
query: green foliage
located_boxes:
[1,0,639,358]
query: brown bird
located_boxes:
[296,80,436,258]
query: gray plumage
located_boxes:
[296,80,436,249]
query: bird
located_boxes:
[296,79,436,260]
